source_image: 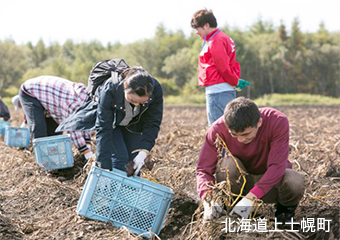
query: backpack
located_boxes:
[87,59,130,99]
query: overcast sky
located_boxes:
[0,0,339,45]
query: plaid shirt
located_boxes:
[21,76,91,152]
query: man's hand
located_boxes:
[235,79,251,92]
[203,200,223,221]
[132,150,148,176]
[230,192,257,218]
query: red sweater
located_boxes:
[198,29,241,87]
[196,107,292,199]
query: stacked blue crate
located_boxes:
[33,134,74,170]
[4,127,30,147]
[0,120,11,136]
[77,165,174,237]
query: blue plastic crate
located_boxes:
[0,120,11,136]
[77,165,174,237]
[4,127,30,147]
[33,134,74,171]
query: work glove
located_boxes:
[230,197,254,218]
[132,150,149,176]
[86,143,92,152]
[83,150,96,173]
[84,151,95,160]
[20,122,28,128]
[235,79,251,92]
[203,200,223,221]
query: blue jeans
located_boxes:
[110,126,142,172]
[19,89,62,139]
[206,90,236,126]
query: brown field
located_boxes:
[0,106,339,240]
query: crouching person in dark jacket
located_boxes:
[58,66,163,176]
[0,97,10,121]
[97,67,163,175]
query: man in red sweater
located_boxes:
[197,97,305,225]
[191,9,242,126]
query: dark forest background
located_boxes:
[0,18,339,99]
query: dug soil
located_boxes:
[0,106,339,240]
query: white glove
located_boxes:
[203,200,223,221]
[133,151,148,176]
[86,143,92,152]
[84,151,95,160]
[20,122,28,128]
[230,197,253,218]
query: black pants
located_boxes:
[19,89,62,139]
[110,126,142,172]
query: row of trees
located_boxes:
[0,18,339,98]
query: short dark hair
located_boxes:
[191,9,217,29]
[122,67,154,97]
[224,97,261,132]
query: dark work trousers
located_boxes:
[216,156,305,206]
[19,88,62,139]
[110,126,142,172]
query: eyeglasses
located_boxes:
[125,93,149,105]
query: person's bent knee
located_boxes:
[278,169,305,205]
[216,156,245,183]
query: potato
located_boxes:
[125,161,135,177]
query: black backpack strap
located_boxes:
[87,58,130,101]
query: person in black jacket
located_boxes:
[96,67,163,174]
[0,97,10,121]
[57,66,163,175]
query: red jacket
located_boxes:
[198,29,241,87]
[196,108,292,199]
